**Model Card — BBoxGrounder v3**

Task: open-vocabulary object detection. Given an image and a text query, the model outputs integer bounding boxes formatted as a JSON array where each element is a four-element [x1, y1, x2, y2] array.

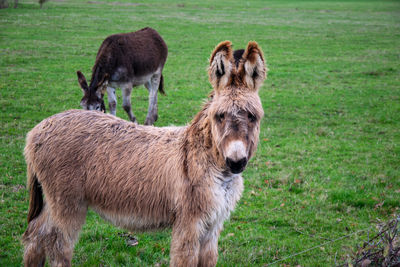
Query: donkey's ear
[[77, 71, 89, 92], [241, 41, 267, 91], [208, 41, 233, 91]]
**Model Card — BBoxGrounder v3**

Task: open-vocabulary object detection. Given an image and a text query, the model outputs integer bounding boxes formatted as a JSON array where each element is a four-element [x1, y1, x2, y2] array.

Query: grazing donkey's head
[[208, 41, 267, 174], [77, 71, 108, 112]]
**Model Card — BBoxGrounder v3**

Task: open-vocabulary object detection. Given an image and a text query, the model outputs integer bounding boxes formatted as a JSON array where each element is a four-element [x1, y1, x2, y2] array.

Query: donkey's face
[[208, 41, 267, 174], [209, 92, 263, 174], [76, 71, 107, 112]]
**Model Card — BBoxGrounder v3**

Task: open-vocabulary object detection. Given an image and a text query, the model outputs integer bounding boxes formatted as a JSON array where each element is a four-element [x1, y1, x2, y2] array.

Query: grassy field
[[1, 0, 399, 266]]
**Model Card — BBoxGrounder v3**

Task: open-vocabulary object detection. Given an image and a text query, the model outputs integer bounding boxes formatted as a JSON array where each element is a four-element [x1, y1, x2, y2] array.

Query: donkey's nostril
[[226, 157, 248, 174]]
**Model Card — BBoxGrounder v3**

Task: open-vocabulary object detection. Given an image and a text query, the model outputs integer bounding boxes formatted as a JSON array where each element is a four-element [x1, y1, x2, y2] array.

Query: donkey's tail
[[26, 170, 43, 223], [158, 74, 166, 95]]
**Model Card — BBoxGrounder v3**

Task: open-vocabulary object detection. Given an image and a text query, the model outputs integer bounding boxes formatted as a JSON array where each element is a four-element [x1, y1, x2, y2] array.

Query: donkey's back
[[98, 27, 167, 82]]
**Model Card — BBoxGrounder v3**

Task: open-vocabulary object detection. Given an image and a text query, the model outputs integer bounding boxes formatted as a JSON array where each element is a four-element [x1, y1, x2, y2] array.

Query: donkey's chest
[[208, 175, 244, 225]]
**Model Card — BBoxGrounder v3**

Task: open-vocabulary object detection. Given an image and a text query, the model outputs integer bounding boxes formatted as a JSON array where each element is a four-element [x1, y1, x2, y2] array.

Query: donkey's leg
[[23, 203, 87, 267], [170, 219, 203, 267], [106, 86, 117, 116], [23, 209, 48, 267], [144, 74, 160, 125], [197, 223, 223, 267], [121, 86, 137, 123], [45, 204, 87, 267]]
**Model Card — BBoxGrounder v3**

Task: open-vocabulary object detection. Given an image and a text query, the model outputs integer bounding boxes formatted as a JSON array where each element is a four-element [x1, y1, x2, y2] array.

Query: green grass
[[1, 0, 399, 266]]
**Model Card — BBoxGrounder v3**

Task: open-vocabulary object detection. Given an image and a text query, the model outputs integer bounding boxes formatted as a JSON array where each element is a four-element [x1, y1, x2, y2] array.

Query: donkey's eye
[[248, 113, 256, 122], [215, 113, 225, 123]]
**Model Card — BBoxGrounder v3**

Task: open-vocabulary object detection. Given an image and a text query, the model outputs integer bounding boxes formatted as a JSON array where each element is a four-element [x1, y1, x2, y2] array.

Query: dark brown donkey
[[77, 27, 168, 125], [23, 41, 267, 267]]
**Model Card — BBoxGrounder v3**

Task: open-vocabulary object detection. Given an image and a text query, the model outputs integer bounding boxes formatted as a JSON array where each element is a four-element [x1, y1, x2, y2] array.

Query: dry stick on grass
[[267, 216, 400, 266], [338, 215, 400, 267]]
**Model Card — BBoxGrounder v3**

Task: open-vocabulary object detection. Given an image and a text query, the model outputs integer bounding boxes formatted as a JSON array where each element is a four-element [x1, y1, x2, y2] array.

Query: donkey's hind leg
[[23, 205, 87, 267], [23, 206, 51, 267], [144, 73, 161, 125], [46, 204, 87, 267], [23, 218, 46, 266]]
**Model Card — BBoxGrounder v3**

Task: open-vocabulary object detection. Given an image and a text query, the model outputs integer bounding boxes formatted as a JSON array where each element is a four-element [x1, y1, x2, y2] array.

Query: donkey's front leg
[[121, 86, 137, 123], [170, 220, 203, 267], [144, 74, 160, 125], [106, 86, 117, 116], [198, 223, 223, 267]]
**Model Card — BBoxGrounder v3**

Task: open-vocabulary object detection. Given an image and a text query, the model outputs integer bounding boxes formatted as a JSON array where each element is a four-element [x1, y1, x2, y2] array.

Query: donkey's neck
[[182, 102, 225, 181]]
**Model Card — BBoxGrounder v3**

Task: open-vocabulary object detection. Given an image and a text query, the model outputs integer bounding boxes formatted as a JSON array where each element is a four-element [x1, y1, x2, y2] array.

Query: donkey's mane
[[181, 99, 223, 179]]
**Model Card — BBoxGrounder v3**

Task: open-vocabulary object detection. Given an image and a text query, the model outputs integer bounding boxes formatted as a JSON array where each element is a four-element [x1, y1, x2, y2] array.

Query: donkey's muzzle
[[226, 157, 247, 174]]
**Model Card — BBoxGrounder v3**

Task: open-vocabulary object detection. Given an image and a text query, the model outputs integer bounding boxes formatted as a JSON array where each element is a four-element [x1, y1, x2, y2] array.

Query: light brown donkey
[[23, 41, 267, 267]]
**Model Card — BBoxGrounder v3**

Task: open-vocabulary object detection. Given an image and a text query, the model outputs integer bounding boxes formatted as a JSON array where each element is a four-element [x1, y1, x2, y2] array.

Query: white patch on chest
[[207, 173, 244, 230]]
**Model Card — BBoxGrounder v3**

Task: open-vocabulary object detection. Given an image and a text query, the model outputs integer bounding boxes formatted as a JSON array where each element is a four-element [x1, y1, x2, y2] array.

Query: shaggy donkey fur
[[23, 40, 267, 267], [77, 27, 168, 125]]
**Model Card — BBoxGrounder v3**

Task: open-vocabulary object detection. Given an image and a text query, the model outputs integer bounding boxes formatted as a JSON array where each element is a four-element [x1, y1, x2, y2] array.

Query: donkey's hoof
[[144, 114, 158, 126]]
